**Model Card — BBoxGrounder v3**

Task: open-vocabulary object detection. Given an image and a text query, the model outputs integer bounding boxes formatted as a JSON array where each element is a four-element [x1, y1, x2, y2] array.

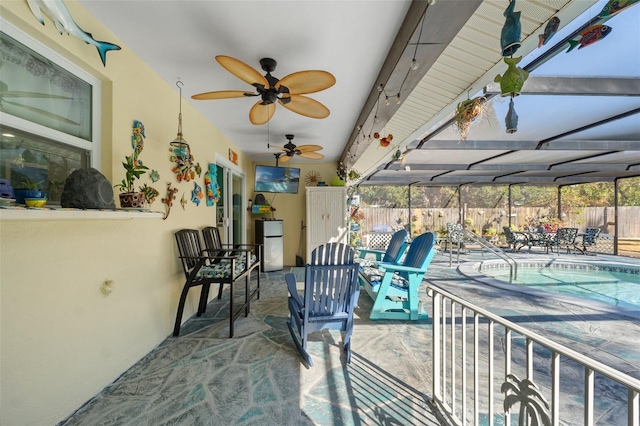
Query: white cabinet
[[306, 187, 348, 263]]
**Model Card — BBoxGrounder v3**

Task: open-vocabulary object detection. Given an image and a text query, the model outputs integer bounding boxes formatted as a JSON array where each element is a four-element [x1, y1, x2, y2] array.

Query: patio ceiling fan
[[268, 134, 323, 163], [191, 56, 335, 125]]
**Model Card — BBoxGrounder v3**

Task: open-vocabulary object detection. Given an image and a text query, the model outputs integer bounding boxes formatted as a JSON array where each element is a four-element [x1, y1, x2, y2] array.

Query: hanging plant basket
[[454, 96, 487, 141]]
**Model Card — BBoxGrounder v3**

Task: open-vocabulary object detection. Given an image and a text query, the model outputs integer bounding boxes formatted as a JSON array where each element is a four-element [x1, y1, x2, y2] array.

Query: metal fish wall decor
[[598, 0, 639, 18], [27, 0, 121, 66], [566, 24, 612, 52], [538, 17, 560, 48]]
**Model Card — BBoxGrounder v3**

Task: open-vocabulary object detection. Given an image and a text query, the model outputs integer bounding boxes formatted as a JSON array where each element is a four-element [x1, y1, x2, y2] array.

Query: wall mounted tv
[[254, 165, 301, 194]]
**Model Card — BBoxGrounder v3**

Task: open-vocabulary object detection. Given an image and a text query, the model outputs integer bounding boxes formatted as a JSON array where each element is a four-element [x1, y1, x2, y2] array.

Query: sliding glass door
[[216, 158, 245, 245]]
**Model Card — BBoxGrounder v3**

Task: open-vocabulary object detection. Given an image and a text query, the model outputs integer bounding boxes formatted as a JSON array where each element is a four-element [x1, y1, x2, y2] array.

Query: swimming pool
[[458, 259, 640, 316]]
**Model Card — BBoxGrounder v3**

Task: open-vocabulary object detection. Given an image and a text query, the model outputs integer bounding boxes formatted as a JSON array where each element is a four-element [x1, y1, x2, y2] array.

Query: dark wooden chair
[[285, 243, 359, 367], [200, 226, 262, 300], [173, 228, 261, 338], [201, 225, 225, 257]]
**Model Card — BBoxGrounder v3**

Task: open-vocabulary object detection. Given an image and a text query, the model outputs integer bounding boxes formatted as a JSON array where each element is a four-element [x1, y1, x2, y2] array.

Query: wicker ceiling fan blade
[[278, 94, 330, 119], [249, 101, 276, 125], [276, 70, 336, 95], [216, 55, 269, 88], [295, 144, 323, 153], [278, 154, 293, 162], [191, 90, 257, 100], [298, 151, 324, 160]]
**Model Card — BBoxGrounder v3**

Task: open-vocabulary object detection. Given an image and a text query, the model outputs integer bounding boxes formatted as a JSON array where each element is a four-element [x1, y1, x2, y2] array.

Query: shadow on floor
[[59, 267, 443, 425]]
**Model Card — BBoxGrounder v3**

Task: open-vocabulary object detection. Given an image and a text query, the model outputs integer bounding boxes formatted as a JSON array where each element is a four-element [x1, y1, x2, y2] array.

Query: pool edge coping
[[457, 257, 640, 322]]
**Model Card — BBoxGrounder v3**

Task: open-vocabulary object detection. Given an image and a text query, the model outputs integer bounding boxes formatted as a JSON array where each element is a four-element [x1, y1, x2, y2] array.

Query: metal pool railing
[[428, 284, 640, 426], [447, 228, 517, 282]]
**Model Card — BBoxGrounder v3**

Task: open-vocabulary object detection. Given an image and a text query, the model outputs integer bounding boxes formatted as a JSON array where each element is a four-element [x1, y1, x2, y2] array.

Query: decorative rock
[[61, 168, 116, 209]]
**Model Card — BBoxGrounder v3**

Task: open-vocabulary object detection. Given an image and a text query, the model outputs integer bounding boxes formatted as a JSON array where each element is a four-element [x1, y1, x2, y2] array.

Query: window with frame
[[0, 19, 101, 204]]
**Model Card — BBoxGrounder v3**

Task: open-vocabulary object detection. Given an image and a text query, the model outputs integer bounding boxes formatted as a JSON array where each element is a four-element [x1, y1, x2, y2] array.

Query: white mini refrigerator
[[255, 219, 284, 272]]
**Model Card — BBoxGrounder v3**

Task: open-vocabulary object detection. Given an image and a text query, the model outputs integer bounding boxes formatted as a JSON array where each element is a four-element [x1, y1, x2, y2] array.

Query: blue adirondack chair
[[357, 228, 408, 263], [367, 232, 436, 320], [357, 229, 409, 300], [286, 243, 359, 367]]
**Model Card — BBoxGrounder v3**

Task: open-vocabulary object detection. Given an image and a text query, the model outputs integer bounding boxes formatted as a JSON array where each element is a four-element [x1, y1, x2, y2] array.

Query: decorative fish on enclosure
[[27, 0, 121, 66], [538, 17, 560, 48], [566, 24, 612, 52], [494, 56, 529, 97], [501, 0, 522, 56], [598, 0, 639, 18], [505, 98, 518, 134]]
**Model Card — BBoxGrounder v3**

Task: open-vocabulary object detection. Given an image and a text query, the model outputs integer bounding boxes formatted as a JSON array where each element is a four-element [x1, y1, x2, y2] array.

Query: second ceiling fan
[[192, 56, 336, 125], [269, 134, 323, 163]]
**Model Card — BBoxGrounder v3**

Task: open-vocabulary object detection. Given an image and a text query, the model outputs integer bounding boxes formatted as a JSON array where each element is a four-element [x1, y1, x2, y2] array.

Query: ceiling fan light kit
[[192, 56, 336, 125]]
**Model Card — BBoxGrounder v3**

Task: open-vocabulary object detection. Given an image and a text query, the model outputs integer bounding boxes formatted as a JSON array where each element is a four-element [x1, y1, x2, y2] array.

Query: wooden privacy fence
[[357, 206, 640, 238]]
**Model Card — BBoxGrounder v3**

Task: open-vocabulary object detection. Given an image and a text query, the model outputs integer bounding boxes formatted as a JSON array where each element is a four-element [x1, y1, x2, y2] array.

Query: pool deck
[[433, 250, 640, 380], [59, 249, 640, 425]]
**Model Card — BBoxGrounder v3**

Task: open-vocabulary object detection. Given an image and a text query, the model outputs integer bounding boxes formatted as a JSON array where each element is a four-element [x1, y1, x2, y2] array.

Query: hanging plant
[[454, 96, 487, 141], [347, 169, 361, 181]]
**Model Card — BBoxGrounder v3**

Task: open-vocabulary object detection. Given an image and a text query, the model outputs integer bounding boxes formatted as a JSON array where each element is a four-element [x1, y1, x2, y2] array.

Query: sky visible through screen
[[532, 0, 640, 77], [469, 0, 640, 141]]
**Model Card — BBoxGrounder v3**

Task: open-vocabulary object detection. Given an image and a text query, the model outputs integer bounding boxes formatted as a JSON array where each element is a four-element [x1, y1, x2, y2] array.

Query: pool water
[[481, 264, 640, 311]]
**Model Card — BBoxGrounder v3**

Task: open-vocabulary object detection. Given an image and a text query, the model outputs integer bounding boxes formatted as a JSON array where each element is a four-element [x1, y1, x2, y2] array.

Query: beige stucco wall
[[0, 2, 342, 424], [249, 161, 342, 264], [0, 1, 332, 424]]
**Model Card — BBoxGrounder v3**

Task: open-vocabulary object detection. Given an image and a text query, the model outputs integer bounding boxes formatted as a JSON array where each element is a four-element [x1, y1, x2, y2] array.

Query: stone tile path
[[60, 249, 640, 425]]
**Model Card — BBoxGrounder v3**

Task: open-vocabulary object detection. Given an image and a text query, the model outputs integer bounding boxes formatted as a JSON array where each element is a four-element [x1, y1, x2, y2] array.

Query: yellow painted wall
[[249, 161, 341, 265], [0, 1, 317, 424]]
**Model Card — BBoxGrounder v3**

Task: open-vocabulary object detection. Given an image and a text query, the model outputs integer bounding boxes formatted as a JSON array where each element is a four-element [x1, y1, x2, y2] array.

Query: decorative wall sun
[[305, 171, 321, 186]]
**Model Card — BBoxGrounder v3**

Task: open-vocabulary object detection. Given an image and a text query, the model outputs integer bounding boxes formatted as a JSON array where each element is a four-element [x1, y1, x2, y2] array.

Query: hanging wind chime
[[169, 80, 199, 183], [494, 0, 528, 134]]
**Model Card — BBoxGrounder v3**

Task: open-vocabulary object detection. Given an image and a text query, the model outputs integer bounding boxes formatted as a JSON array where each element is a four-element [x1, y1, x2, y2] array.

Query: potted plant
[[114, 155, 148, 208], [483, 227, 498, 243], [14, 178, 45, 204], [484, 227, 497, 237]]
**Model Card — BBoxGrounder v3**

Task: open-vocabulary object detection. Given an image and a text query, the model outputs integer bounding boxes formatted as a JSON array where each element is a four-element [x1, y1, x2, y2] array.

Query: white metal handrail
[[428, 284, 640, 426]]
